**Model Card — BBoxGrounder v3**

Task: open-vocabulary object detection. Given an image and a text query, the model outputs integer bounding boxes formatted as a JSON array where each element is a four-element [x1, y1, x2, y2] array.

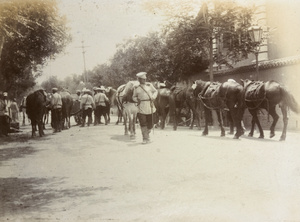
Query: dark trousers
[[137, 113, 154, 130], [0, 115, 9, 136], [52, 108, 62, 131], [82, 108, 93, 126], [95, 106, 107, 125]]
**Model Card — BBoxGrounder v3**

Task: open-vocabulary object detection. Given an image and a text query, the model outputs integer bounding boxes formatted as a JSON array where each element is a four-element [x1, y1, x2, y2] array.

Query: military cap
[[136, 72, 147, 79]]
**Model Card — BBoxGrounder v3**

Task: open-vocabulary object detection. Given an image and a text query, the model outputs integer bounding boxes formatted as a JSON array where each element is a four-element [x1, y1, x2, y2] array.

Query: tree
[[0, 0, 71, 97], [194, 0, 256, 81]]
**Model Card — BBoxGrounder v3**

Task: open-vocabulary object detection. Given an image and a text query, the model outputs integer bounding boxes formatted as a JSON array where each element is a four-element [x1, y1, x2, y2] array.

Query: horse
[[242, 79, 299, 141], [116, 81, 139, 138], [192, 79, 244, 139], [169, 85, 201, 131], [154, 87, 171, 129], [60, 91, 73, 129], [105, 87, 117, 124], [26, 89, 48, 137]]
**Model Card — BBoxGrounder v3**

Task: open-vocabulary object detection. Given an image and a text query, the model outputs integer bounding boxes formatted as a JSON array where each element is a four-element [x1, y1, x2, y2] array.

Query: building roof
[[213, 54, 300, 76]]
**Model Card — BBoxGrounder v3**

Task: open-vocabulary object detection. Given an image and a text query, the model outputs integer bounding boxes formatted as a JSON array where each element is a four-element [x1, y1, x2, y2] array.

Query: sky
[[36, 0, 257, 84], [36, 0, 200, 83]]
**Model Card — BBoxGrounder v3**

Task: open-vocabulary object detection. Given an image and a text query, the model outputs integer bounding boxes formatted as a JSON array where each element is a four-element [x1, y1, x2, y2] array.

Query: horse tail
[[280, 87, 300, 114]]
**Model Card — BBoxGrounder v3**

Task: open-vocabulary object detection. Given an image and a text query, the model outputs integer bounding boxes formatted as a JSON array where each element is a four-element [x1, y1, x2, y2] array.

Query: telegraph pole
[[76, 40, 90, 83]]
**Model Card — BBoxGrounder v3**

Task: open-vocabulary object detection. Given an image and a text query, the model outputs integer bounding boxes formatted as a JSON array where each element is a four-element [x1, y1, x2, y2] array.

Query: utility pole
[[76, 40, 90, 83]]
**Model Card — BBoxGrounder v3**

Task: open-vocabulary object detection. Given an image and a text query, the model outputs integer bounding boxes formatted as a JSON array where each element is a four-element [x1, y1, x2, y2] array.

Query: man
[[80, 89, 95, 127], [0, 92, 9, 137], [94, 86, 109, 125], [132, 72, 158, 144], [50, 88, 62, 133]]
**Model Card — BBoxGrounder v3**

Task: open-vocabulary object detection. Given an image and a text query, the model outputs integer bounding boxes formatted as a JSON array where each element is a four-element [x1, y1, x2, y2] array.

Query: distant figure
[[10, 98, 19, 123], [20, 96, 27, 125], [0, 92, 9, 136], [94, 86, 109, 125], [50, 88, 62, 133], [80, 89, 95, 127]]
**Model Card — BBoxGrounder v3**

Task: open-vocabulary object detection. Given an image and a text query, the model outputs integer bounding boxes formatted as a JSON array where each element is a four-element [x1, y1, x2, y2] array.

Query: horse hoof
[[233, 135, 239, 139], [270, 133, 275, 138], [248, 133, 253, 137], [221, 133, 225, 137], [258, 135, 264, 139], [279, 137, 286, 141], [202, 132, 208, 136], [228, 131, 234, 135]]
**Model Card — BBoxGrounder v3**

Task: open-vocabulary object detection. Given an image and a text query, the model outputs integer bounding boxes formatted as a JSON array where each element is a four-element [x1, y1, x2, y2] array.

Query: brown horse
[[116, 81, 139, 138], [169, 85, 201, 131], [193, 79, 244, 139], [242, 79, 299, 141], [60, 91, 73, 129], [105, 87, 117, 124], [26, 89, 48, 137]]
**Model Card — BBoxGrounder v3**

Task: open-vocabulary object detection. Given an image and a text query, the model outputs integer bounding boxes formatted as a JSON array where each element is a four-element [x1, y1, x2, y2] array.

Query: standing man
[[80, 89, 95, 127], [132, 72, 158, 144], [50, 88, 62, 133], [94, 86, 109, 125]]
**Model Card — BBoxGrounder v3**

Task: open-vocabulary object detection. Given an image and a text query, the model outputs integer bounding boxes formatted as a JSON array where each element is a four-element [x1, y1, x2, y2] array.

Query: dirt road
[[1, 115, 300, 222]]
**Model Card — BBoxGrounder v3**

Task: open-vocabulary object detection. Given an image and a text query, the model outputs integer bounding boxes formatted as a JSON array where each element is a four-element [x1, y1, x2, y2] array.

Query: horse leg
[[123, 110, 128, 135], [268, 106, 279, 138], [31, 121, 36, 137], [216, 110, 225, 137], [202, 108, 209, 136], [249, 109, 264, 138], [279, 104, 288, 141]]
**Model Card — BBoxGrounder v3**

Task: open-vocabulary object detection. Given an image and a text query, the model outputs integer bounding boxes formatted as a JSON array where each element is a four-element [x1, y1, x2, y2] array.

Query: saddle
[[201, 82, 221, 99], [245, 81, 265, 101]]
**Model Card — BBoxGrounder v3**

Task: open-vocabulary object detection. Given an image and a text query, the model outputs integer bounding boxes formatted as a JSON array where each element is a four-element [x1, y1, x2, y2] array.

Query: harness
[[197, 83, 225, 110]]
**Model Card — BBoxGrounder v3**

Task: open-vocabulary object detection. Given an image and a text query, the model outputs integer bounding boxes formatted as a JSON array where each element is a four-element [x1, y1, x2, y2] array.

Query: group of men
[[78, 86, 109, 127], [1, 71, 158, 144]]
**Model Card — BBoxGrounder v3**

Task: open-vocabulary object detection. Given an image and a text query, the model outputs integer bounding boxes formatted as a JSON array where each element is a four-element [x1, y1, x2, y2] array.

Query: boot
[[141, 126, 150, 144], [80, 119, 85, 127], [87, 117, 92, 127]]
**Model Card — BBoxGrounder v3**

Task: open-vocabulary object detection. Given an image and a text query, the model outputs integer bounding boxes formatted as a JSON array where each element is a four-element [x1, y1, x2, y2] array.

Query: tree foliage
[[0, 0, 70, 97]]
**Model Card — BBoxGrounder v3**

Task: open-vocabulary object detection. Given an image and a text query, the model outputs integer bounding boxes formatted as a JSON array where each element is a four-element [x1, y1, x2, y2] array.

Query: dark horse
[[105, 87, 117, 124], [60, 91, 73, 129], [193, 79, 244, 139], [26, 89, 48, 137], [169, 85, 202, 131], [242, 79, 299, 141]]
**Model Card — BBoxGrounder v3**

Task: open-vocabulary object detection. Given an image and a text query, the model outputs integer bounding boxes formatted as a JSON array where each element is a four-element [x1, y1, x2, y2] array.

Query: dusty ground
[[1, 115, 300, 222]]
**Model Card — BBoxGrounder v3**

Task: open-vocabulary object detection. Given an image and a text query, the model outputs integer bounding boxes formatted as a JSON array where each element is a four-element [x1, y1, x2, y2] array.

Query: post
[[255, 51, 259, 81], [209, 37, 214, 82]]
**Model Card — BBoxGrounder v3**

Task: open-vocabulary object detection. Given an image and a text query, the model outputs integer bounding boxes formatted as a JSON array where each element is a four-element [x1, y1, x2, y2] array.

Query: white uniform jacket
[[132, 82, 158, 115]]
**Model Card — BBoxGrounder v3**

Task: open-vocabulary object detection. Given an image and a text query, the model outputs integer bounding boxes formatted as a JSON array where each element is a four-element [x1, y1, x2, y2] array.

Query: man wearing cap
[[94, 86, 109, 125], [50, 88, 62, 133], [132, 72, 158, 144], [80, 89, 95, 127]]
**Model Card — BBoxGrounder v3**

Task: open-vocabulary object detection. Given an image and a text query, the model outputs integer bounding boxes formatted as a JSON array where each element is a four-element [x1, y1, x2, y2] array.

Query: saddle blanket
[[245, 81, 265, 101]]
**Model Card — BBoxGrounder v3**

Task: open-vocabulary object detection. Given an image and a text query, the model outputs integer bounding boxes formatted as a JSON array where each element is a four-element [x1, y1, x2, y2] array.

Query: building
[[192, 0, 300, 130]]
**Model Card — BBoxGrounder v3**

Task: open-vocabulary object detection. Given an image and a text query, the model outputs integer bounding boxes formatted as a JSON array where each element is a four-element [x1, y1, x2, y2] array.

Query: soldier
[[132, 72, 158, 144], [50, 88, 62, 133], [80, 89, 95, 127], [94, 86, 109, 125]]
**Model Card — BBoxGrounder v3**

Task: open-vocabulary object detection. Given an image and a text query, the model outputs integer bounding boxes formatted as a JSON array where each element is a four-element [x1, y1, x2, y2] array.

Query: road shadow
[[0, 177, 111, 218], [0, 146, 37, 163]]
